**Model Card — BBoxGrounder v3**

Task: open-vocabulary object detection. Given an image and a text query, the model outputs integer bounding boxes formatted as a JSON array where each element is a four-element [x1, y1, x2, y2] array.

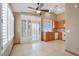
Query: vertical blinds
[[2, 3, 8, 46]]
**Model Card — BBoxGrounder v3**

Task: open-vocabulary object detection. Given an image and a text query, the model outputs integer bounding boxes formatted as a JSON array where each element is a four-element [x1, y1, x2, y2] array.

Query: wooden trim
[[65, 49, 79, 56]]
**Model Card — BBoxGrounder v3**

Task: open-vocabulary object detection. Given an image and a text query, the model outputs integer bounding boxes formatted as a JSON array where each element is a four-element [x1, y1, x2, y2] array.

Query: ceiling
[[11, 3, 65, 14]]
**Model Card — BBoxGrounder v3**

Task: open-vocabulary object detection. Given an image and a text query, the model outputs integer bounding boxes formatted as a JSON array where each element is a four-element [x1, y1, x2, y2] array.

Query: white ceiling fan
[[28, 3, 62, 15], [28, 3, 49, 15]]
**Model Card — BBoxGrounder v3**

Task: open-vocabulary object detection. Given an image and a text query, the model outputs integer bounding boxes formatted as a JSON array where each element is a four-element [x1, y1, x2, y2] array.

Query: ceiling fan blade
[[41, 9, 49, 12], [28, 7, 36, 10], [36, 3, 44, 10]]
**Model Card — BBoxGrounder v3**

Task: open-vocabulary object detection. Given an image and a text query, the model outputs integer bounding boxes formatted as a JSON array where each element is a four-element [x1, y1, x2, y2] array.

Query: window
[[43, 20, 52, 32], [2, 3, 14, 49]]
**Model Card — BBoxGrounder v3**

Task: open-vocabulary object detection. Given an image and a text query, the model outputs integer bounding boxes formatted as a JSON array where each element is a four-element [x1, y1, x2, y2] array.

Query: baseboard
[[62, 40, 66, 41], [65, 49, 79, 56]]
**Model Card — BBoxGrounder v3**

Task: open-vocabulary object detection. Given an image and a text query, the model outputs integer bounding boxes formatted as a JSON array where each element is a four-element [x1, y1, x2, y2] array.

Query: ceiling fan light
[[36, 10, 41, 13]]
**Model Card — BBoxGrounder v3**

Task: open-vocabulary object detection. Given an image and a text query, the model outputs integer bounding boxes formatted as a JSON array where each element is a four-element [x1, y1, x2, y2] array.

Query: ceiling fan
[[28, 3, 49, 14], [28, 3, 60, 15]]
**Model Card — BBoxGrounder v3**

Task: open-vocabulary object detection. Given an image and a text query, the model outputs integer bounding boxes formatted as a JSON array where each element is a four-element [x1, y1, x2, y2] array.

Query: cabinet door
[[43, 32, 46, 41], [58, 32, 62, 40], [43, 32, 55, 41], [46, 32, 49, 41], [46, 32, 54, 41], [50, 32, 54, 40]]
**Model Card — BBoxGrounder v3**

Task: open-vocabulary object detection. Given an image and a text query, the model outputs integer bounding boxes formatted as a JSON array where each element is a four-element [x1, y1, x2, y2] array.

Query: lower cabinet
[[43, 32, 55, 41], [58, 32, 62, 40], [43, 32, 62, 41]]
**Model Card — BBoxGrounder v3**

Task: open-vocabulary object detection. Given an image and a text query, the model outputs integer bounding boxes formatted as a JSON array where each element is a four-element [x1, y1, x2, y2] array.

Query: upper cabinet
[[53, 13, 65, 29], [54, 20, 65, 29]]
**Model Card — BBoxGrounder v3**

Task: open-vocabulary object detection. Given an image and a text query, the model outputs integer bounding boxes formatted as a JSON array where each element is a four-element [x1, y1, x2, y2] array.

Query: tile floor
[[10, 40, 73, 56]]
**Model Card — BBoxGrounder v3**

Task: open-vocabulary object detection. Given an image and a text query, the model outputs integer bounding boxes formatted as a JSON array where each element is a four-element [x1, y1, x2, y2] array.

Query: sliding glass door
[[31, 23, 40, 42], [21, 20, 40, 43]]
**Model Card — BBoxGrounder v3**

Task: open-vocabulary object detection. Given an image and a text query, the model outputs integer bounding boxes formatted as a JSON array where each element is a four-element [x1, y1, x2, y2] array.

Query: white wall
[[14, 13, 21, 44], [57, 13, 65, 21], [65, 3, 79, 55]]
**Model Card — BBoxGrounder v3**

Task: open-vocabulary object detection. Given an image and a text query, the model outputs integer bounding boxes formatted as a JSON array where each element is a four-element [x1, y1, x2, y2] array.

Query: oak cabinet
[[58, 32, 62, 40], [43, 32, 55, 41]]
